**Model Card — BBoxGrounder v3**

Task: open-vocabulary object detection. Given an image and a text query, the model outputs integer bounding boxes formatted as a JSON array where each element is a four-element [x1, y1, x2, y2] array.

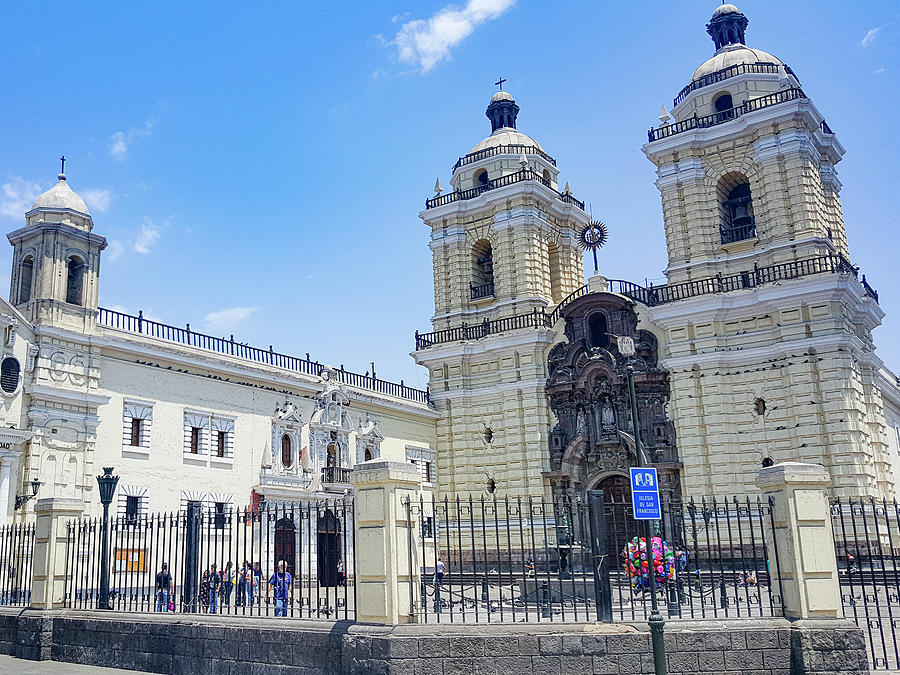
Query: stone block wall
[[0, 609, 873, 675]]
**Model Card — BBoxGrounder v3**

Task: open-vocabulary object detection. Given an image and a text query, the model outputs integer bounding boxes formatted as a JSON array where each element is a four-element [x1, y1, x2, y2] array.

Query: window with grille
[[125, 495, 139, 522], [0, 358, 20, 394], [214, 502, 227, 529], [130, 418, 142, 447]]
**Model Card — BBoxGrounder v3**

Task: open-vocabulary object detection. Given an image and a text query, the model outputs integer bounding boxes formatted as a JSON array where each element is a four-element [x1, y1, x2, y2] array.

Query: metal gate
[[831, 497, 900, 670]]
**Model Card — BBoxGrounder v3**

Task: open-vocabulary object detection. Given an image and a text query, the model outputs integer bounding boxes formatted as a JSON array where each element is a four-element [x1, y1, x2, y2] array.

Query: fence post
[[183, 501, 202, 613], [350, 460, 423, 624], [32, 497, 84, 609], [755, 462, 842, 619], [587, 489, 613, 621]]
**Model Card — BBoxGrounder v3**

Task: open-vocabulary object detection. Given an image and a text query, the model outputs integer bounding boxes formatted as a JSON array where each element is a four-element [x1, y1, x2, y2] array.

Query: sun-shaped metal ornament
[[579, 221, 609, 272]]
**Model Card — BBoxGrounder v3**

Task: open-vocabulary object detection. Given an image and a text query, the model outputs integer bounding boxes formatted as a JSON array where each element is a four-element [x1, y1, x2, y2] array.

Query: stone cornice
[[7, 221, 107, 250], [29, 383, 111, 408], [0, 427, 34, 445]]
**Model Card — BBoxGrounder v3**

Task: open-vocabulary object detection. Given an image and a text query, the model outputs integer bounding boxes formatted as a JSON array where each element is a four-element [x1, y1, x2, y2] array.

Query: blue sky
[[1, 0, 897, 388]]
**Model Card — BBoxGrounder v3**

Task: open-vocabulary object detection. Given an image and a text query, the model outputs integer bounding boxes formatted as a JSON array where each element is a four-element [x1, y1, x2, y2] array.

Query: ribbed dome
[[713, 3, 740, 17], [29, 175, 90, 215], [691, 44, 783, 81], [490, 90, 515, 103], [469, 129, 545, 155]]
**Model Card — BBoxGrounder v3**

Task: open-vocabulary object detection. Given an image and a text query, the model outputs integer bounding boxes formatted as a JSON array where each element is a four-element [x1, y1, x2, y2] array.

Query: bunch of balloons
[[623, 535, 676, 590]]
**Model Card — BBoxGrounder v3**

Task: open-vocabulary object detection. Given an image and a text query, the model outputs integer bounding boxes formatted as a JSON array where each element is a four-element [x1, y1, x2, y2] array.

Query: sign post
[[630, 467, 662, 520]]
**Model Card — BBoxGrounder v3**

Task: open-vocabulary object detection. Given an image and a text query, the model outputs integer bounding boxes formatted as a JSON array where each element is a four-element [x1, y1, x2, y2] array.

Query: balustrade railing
[[321, 466, 352, 485], [415, 254, 877, 349], [97, 307, 429, 404], [425, 168, 584, 210], [672, 61, 789, 107], [452, 144, 556, 172], [720, 222, 758, 244], [649, 87, 806, 143], [469, 282, 495, 300]]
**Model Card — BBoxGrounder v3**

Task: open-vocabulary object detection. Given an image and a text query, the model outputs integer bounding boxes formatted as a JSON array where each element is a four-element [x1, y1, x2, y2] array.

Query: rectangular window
[[190, 427, 200, 454], [130, 418, 142, 447], [214, 502, 227, 529], [217, 430, 226, 458], [125, 495, 140, 522], [425, 461, 433, 483]]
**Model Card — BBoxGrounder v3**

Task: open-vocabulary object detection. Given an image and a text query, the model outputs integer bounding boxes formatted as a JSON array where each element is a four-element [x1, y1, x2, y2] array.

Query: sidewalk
[[0, 655, 140, 674]]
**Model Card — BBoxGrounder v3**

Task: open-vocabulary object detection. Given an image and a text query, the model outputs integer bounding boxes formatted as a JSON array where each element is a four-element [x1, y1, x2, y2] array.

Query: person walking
[[236, 561, 247, 607], [252, 562, 263, 606], [206, 564, 221, 614], [267, 560, 293, 617], [435, 558, 445, 585], [155, 563, 172, 612], [221, 561, 234, 609]]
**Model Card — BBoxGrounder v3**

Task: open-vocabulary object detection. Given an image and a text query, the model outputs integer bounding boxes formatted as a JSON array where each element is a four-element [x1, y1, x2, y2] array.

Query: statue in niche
[[600, 398, 616, 432]]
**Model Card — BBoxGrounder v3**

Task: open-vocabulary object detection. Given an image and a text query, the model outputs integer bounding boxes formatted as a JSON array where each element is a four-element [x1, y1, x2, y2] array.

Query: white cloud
[[203, 306, 258, 332], [109, 116, 159, 160], [393, 0, 516, 73], [133, 220, 160, 254], [82, 188, 112, 213], [861, 26, 882, 47], [0, 177, 42, 219], [106, 241, 125, 261], [873, 67, 886, 75]]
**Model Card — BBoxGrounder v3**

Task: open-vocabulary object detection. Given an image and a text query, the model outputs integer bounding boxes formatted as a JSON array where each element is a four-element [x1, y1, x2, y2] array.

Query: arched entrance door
[[274, 518, 296, 576], [317, 509, 341, 587], [592, 474, 639, 558]]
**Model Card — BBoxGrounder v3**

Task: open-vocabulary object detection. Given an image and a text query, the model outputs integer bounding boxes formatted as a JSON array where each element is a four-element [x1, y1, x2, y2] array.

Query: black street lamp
[[14, 477, 42, 510], [96, 467, 119, 610], [620, 338, 667, 675]]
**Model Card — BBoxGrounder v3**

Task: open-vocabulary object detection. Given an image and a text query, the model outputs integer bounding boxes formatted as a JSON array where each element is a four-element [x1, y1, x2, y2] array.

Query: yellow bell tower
[[414, 89, 589, 499]]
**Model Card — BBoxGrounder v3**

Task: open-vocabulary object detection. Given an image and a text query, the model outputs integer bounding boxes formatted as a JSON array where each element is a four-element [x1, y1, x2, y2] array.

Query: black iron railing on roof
[[425, 168, 584, 210], [97, 307, 430, 404], [415, 254, 877, 349], [452, 143, 556, 172], [470, 282, 495, 300], [649, 87, 806, 143], [672, 62, 794, 108]]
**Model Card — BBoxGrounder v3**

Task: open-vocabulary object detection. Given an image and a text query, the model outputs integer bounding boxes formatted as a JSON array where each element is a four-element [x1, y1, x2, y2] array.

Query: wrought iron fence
[[0, 520, 35, 607], [424, 168, 585, 210], [64, 499, 355, 620], [404, 493, 782, 624], [831, 497, 900, 671], [452, 143, 557, 171]]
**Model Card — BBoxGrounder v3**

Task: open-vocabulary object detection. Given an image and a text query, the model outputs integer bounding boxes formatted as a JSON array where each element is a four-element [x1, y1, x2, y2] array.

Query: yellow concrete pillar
[[350, 461, 423, 624], [31, 497, 83, 610], [756, 462, 842, 619]]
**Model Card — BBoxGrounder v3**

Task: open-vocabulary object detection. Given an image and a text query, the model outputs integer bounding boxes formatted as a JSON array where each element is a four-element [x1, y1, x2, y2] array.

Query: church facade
[[1, 3, 898, 527]]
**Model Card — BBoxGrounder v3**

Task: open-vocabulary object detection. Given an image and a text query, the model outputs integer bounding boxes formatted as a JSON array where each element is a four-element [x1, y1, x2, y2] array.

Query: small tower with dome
[[7, 167, 107, 329], [640, 5, 892, 497], [414, 88, 590, 500]]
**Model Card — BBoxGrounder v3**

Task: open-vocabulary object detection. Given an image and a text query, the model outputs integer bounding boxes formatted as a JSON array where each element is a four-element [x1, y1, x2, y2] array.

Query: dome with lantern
[[26, 169, 94, 231]]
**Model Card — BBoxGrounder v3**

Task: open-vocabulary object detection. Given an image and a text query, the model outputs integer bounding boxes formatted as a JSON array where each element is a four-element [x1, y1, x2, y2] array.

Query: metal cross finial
[[495, 77, 506, 91], [60, 155, 66, 174]]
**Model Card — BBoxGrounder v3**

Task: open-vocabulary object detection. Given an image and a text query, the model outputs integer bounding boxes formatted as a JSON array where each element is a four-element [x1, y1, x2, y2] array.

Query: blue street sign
[[630, 467, 661, 520]]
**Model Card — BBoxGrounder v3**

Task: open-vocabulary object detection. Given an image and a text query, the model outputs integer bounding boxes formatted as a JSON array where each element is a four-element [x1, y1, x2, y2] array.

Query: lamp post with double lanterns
[[96, 467, 119, 610], [616, 335, 667, 675]]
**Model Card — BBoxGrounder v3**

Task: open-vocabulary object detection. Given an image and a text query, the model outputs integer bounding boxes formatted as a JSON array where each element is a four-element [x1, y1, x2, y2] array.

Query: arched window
[[717, 174, 756, 243], [542, 169, 551, 184], [18, 256, 33, 305], [66, 256, 84, 305], [714, 93, 733, 113], [471, 239, 494, 299], [327, 442, 337, 467], [588, 313, 609, 349], [281, 434, 292, 469], [364, 448, 372, 462], [474, 169, 489, 189]]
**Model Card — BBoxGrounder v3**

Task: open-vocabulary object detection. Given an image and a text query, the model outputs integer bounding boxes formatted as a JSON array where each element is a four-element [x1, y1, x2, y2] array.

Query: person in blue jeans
[[266, 560, 292, 617], [206, 563, 221, 613], [155, 563, 172, 612]]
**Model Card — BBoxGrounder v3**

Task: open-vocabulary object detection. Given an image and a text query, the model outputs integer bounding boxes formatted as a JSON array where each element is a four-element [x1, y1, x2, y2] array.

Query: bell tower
[[7, 167, 106, 331], [641, 4, 892, 497], [415, 89, 589, 499]]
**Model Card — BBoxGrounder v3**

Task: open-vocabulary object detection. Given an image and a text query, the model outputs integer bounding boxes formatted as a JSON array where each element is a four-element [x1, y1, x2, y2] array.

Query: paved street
[[0, 655, 137, 674]]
